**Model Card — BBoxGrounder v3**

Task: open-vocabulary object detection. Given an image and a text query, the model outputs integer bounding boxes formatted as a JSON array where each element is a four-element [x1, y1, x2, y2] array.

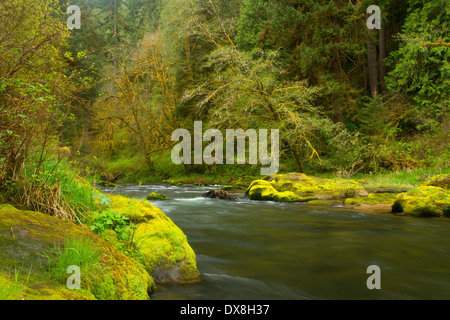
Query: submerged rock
[[202, 190, 237, 200], [391, 186, 450, 217], [245, 173, 368, 202]]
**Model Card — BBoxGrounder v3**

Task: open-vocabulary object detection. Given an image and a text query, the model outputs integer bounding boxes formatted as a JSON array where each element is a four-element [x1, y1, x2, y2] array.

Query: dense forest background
[[1, 0, 449, 209]]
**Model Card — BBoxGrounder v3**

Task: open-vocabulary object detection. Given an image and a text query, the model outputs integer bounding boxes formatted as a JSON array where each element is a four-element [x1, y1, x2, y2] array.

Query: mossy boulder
[[0, 204, 153, 300], [246, 173, 367, 202], [420, 174, 450, 190], [344, 192, 399, 206], [108, 195, 200, 284], [391, 186, 450, 217], [245, 180, 279, 201], [272, 191, 318, 203], [146, 192, 170, 201]]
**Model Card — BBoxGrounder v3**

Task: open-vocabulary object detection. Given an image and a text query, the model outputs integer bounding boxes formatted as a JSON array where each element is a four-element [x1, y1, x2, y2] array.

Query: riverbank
[[241, 173, 449, 218], [0, 190, 200, 300], [100, 164, 447, 194]]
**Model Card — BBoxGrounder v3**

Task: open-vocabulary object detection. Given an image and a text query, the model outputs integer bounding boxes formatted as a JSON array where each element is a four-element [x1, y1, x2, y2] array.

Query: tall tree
[[385, 0, 450, 132]]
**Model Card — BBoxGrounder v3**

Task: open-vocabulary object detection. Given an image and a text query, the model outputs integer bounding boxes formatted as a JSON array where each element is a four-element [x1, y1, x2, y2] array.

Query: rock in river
[[202, 189, 237, 200], [245, 173, 368, 202]]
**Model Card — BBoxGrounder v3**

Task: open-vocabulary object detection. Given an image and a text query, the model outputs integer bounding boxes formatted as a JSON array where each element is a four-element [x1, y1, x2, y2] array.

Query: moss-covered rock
[[391, 186, 450, 217], [420, 174, 450, 190], [245, 173, 368, 202], [272, 191, 318, 203], [344, 192, 399, 206], [0, 204, 153, 300], [108, 195, 200, 284], [245, 180, 278, 201], [146, 192, 170, 201]]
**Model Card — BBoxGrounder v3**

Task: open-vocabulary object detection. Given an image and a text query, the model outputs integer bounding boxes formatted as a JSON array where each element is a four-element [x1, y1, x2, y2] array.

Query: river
[[101, 183, 450, 300]]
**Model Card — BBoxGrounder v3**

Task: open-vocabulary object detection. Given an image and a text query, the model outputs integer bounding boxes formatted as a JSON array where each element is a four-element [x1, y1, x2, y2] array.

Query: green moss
[[272, 191, 318, 202], [246, 173, 368, 202], [272, 191, 301, 202], [108, 195, 200, 284], [146, 192, 170, 201], [0, 204, 153, 300], [344, 192, 398, 206], [102, 229, 121, 248], [246, 180, 279, 201], [420, 174, 450, 189], [392, 186, 450, 217], [109, 195, 158, 223]]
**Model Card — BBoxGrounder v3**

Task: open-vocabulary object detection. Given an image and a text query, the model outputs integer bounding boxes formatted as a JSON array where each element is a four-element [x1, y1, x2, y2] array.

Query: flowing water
[[101, 184, 450, 300]]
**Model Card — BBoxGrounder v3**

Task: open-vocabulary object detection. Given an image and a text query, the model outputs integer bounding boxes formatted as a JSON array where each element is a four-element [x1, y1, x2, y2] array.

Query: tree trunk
[[379, 18, 387, 93], [291, 147, 304, 173], [367, 32, 378, 97], [113, 0, 118, 74], [366, 12, 378, 97]]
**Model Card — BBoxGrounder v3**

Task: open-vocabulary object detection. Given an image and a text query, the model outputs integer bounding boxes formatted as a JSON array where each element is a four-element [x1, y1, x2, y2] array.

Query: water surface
[[101, 184, 450, 300]]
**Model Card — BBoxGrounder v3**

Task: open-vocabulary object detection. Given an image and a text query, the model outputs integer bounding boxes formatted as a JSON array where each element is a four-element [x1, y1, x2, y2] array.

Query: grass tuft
[[44, 236, 102, 283]]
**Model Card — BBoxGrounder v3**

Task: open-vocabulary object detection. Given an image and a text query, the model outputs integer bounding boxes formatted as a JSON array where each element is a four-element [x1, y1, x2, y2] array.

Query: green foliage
[[93, 192, 112, 207], [235, 0, 268, 50], [2, 0, 445, 188], [234, 0, 371, 121], [90, 208, 136, 241], [151, 150, 185, 180], [385, 0, 450, 132]]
